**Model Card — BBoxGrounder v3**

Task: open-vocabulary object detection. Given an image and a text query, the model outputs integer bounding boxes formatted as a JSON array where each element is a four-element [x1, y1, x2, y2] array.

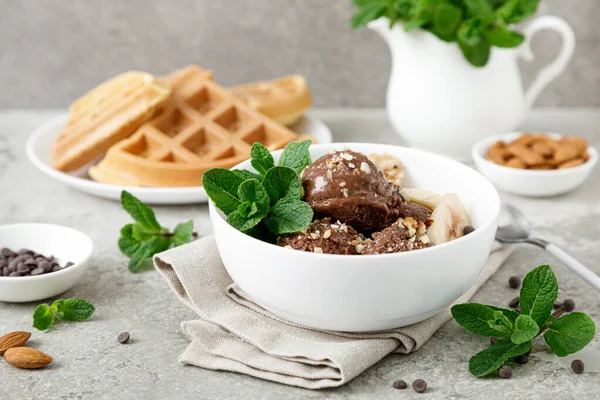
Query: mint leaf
[[59, 298, 95, 321], [238, 201, 258, 218], [238, 179, 270, 217], [487, 310, 514, 336], [519, 265, 558, 328], [132, 222, 163, 241], [128, 236, 171, 272], [487, 305, 520, 324], [483, 25, 524, 48], [457, 31, 490, 67], [250, 143, 275, 176], [544, 312, 596, 357], [263, 166, 301, 205], [118, 224, 140, 257], [33, 303, 54, 331], [464, 0, 494, 21], [228, 210, 263, 232], [50, 300, 65, 321], [451, 303, 508, 337], [202, 168, 244, 215], [278, 140, 312, 174], [350, 3, 387, 28], [173, 220, 194, 247], [264, 198, 313, 235], [233, 169, 262, 182], [433, 4, 462, 35], [469, 338, 532, 377], [511, 315, 539, 344], [121, 191, 161, 232]]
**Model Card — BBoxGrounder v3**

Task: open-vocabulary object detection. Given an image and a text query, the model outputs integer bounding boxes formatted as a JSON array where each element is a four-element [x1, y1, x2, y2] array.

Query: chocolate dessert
[[362, 218, 433, 255], [277, 218, 370, 255], [301, 150, 402, 233]]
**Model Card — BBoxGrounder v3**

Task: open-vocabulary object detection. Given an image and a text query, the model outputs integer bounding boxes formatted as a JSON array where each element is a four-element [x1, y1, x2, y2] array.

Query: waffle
[[52, 71, 170, 172], [89, 65, 298, 187], [230, 75, 312, 126]]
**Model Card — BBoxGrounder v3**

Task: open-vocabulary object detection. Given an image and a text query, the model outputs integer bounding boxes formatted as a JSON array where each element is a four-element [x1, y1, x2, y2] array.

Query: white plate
[[26, 113, 332, 205]]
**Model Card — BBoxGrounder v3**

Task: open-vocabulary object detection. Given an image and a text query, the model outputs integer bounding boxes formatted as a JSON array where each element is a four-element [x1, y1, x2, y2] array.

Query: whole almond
[[3, 347, 52, 369], [0, 331, 31, 355]]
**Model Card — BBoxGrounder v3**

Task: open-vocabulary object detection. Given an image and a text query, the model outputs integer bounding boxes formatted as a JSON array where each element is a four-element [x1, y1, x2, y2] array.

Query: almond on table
[[485, 133, 590, 171]]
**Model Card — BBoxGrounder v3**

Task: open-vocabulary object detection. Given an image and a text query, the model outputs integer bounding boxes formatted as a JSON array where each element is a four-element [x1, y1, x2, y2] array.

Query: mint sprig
[[203, 140, 314, 239], [350, 0, 539, 67], [33, 298, 95, 331], [119, 191, 196, 272], [451, 265, 596, 377]]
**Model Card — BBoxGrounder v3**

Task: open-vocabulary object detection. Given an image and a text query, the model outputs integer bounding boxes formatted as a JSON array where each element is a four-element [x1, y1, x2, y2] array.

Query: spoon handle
[[546, 244, 600, 291]]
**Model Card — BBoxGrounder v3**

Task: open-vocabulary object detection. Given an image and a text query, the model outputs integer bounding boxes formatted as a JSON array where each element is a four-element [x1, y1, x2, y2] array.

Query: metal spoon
[[496, 204, 600, 291]]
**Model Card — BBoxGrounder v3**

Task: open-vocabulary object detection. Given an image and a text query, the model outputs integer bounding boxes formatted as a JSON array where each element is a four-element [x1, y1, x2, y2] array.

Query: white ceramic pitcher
[[369, 16, 575, 160]]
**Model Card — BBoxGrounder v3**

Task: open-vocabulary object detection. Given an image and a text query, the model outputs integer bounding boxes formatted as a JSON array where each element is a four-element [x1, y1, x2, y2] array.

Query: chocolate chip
[[24, 258, 37, 266], [392, 379, 407, 389], [16, 263, 30, 274], [30, 267, 45, 276], [51, 265, 62, 272], [571, 359, 584, 374], [19, 249, 34, 255], [553, 301, 563, 309], [8, 271, 20, 277], [563, 299, 575, 312], [515, 355, 529, 365], [117, 332, 130, 344], [498, 366, 513, 379], [412, 379, 427, 393], [490, 337, 498, 344], [515, 308, 520, 313], [508, 276, 521, 289], [65, 262, 74, 268], [7, 262, 17, 273], [508, 296, 520, 308], [39, 261, 51, 272], [1, 266, 7, 276], [463, 225, 475, 235], [0, 259, 6, 268], [1, 248, 14, 257]]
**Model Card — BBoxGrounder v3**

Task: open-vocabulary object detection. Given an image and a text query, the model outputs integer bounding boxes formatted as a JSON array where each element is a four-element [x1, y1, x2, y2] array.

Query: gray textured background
[[0, 0, 598, 107]]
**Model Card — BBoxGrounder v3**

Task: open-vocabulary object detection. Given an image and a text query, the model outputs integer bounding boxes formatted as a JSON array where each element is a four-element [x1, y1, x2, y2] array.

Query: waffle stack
[[88, 65, 298, 187], [52, 72, 170, 172], [230, 75, 312, 126]]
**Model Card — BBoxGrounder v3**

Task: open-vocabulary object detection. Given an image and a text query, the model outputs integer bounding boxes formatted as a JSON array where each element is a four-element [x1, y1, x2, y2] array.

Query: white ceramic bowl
[[26, 114, 332, 205], [209, 143, 500, 332], [472, 132, 598, 197], [0, 224, 94, 302]]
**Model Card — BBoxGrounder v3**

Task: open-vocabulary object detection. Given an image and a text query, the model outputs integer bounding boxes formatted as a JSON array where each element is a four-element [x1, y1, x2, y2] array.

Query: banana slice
[[400, 188, 442, 210], [426, 194, 472, 245]]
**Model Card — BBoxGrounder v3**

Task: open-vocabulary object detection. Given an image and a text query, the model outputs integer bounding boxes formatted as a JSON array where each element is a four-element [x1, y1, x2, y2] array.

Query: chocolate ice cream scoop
[[301, 150, 402, 233]]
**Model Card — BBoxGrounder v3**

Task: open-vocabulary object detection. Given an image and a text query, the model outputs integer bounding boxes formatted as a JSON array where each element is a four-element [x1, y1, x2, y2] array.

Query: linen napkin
[[154, 237, 512, 389]]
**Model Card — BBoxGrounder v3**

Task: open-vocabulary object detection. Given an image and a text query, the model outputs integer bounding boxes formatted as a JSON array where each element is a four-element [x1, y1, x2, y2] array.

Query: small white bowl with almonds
[[472, 132, 598, 197]]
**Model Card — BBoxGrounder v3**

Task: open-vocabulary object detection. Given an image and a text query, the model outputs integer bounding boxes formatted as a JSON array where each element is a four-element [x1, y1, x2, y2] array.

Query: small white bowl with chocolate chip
[[209, 143, 500, 332], [0, 223, 94, 302], [472, 132, 598, 197]]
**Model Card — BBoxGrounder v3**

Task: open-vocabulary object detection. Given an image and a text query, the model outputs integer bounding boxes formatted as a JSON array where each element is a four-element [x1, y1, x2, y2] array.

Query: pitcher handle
[[519, 15, 575, 109]]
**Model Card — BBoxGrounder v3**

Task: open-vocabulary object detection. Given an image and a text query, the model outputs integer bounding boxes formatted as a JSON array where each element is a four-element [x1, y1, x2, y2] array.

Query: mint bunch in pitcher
[[203, 141, 314, 241], [350, 0, 541, 67]]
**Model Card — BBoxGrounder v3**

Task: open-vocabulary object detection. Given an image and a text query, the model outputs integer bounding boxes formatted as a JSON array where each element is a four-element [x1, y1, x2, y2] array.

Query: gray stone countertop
[[0, 108, 599, 400]]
